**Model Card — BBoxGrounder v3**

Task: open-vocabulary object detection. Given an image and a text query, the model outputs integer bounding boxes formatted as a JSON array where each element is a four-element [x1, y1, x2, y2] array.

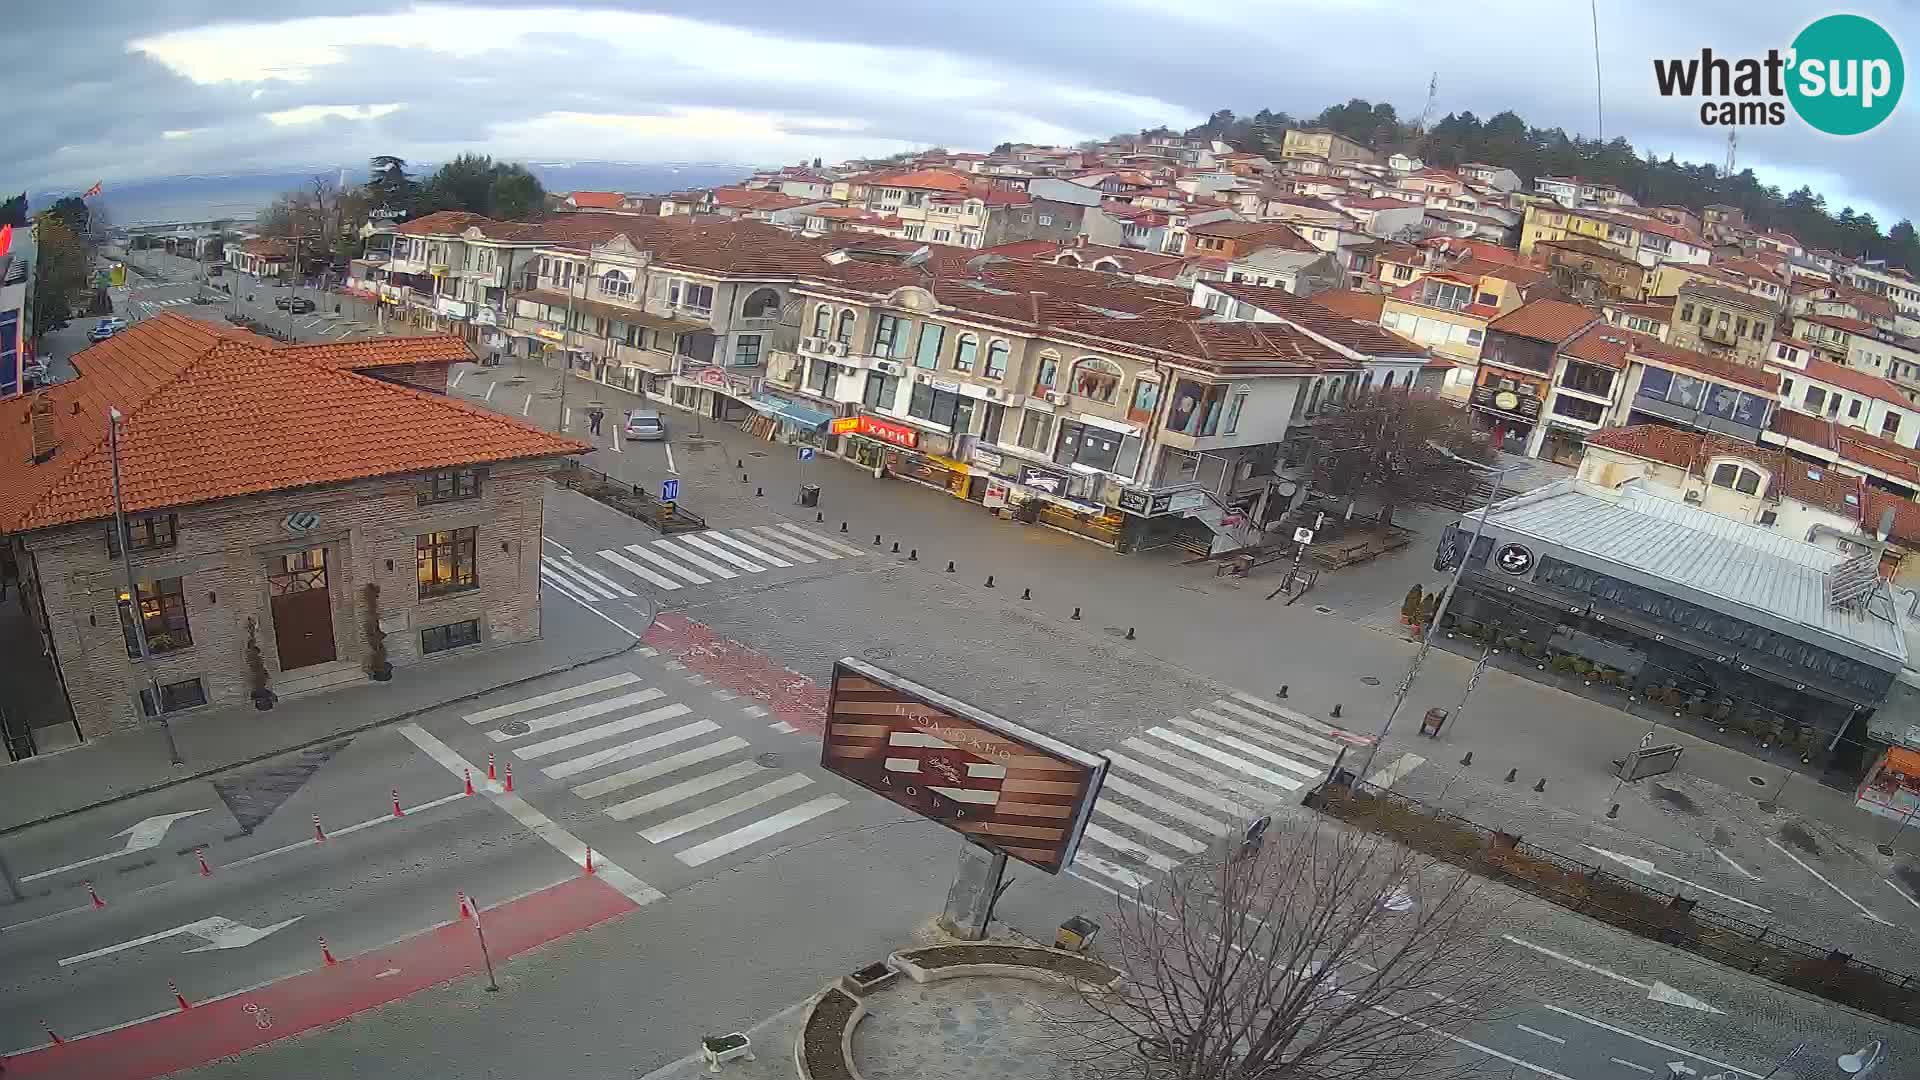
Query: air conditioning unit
[[1045, 391, 1069, 406], [826, 341, 847, 357], [802, 336, 824, 352], [1002, 394, 1025, 408], [982, 387, 1001, 400], [872, 359, 905, 376]]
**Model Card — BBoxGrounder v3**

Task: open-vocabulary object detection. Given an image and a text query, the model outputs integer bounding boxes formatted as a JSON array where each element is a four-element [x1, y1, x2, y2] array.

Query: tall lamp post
[[557, 262, 582, 433], [109, 407, 184, 767], [1358, 444, 1510, 781]]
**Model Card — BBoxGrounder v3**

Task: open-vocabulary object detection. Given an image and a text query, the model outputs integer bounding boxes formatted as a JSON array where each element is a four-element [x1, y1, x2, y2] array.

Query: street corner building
[[0, 313, 590, 752]]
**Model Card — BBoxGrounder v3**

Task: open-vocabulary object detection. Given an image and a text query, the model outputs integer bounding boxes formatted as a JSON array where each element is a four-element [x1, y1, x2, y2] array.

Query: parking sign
[[661, 478, 680, 503], [798, 447, 816, 462]]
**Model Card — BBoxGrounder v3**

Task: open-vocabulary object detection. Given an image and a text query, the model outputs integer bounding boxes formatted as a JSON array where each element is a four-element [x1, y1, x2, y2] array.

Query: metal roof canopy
[[1462, 480, 1907, 670]]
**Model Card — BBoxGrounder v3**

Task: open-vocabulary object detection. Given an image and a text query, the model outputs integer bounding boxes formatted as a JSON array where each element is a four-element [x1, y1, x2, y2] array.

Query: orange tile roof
[[566, 191, 625, 209], [1863, 487, 1920, 543], [1801, 357, 1907, 404], [0, 314, 587, 534], [1562, 324, 1657, 370], [273, 336, 473, 369], [1204, 282, 1420, 356], [1630, 337, 1777, 392], [395, 211, 495, 236], [1487, 299, 1600, 344], [1311, 289, 1385, 322], [864, 169, 976, 193], [711, 187, 816, 211]]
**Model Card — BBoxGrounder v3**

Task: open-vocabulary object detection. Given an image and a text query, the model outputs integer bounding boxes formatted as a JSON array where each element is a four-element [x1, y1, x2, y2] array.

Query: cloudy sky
[[7, 1, 1917, 222]]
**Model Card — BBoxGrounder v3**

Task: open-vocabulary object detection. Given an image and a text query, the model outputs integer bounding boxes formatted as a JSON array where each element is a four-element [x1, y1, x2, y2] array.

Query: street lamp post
[[1357, 446, 1510, 781], [557, 264, 581, 433], [108, 407, 184, 768]]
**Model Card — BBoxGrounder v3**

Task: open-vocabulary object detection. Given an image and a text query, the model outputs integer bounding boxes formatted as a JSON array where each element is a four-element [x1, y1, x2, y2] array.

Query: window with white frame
[[933, 229, 952, 243]]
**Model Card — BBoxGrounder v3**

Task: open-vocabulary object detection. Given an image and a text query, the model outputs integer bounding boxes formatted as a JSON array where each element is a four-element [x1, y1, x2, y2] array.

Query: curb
[[0, 632, 649, 841]]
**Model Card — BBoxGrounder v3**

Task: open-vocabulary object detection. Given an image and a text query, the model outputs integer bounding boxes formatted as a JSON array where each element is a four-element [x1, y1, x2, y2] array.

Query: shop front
[[1469, 368, 1545, 454], [836, 415, 924, 472], [747, 391, 835, 444], [992, 460, 1124, 546], [671, 363, 757, 422]]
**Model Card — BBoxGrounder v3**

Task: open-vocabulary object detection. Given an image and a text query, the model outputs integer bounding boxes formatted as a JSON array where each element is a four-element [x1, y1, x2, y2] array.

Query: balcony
[[1471, 385, 1542, 421]]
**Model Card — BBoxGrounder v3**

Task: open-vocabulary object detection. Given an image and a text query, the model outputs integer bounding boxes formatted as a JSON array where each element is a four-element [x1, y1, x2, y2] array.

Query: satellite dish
[[964, 254, 1009, 274], [900, 245, 932, 269]]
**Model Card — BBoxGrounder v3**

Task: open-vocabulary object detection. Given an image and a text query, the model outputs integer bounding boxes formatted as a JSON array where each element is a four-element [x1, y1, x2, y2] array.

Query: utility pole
[[109, 407, 183, 768], [557, 260, 579, 433]]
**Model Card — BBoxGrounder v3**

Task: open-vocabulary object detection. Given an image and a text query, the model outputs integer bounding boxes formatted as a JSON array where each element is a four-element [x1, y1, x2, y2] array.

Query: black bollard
[[1125, 627, 1136, 640], [1331, 703, 1342, 719], [1504, 768, 1518, 783], [1021, 588, 1031, 600], [984, 575, 995, 588], [908, 549, 917, 561], [756, 487, 763, 497], [1532, 778, 1546, 793], [1606, 803, 1620, 819], [873, 534, 881, 547], [891, 541, 899, 553], [736, 459, 743, 469], [1459, 752, 1473, 767], [1278, 685, 1288, 698], [946, 561, 955, 573], [1071, 607, 1081, 620], [817, 512, 824, 522], [741, 473, 749, 483], [840, 522, 849, 533]]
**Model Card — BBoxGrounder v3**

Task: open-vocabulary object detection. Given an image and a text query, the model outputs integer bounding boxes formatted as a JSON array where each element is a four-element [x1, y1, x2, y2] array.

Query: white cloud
[[486, 108, 910, 164], [265, 103, 403, 126], [161, 129, 203, 140]]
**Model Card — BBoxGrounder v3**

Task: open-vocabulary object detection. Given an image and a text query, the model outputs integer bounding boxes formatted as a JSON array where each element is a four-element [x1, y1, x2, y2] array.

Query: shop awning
[[749, 394, 834, 431]]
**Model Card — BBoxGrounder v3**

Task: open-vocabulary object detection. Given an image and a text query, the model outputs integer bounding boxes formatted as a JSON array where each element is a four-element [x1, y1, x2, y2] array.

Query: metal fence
[[1310, 778, 1920, 1025], [552, 460, 706, 535]]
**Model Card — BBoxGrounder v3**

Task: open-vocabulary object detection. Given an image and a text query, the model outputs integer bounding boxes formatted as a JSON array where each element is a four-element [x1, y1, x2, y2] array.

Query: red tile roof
[[864, 169, 976, 193], [1341, 196, 1423, 211], [0, 314, 586, 534], [1187, 219, 1312, 251], [1203, 282, 1420, 356], [1311, 289, 1386, 322], [1562, 324, 1658, 370], [1800, 312, 1878, 336], [395, 211, 494, 236], [1801, 357, 1907, 404], [1863, 487, 1920, 544], [711, 187, 815, 211], [273, 336, 473, 369], [1630, 337, 1776, 392], [566, 191, 625, 209], [1487, 299, 1600, 344]]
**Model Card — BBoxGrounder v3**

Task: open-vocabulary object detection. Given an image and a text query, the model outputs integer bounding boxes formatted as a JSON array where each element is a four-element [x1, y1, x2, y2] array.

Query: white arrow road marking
[[1585, 846, 1771, 913], [22, 809, 212, 882], [1610, 1059, 1655, 1075], [59, 915, 302, 966], [1764, 838, 1893, 925], [1712, 849, 1761, 881], [1502, 935, 1721, 1013]]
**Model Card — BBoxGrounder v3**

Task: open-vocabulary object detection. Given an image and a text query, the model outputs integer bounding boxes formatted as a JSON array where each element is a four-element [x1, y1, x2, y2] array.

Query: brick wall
[[23, 460, 555, 740]]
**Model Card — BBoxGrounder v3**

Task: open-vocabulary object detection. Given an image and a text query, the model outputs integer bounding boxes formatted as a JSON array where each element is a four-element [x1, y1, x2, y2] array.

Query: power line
[[1590, 0, 1605, 141]]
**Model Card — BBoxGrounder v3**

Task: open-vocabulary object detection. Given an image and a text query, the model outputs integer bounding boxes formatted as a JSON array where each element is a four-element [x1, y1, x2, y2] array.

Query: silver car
[[623, 410, 667, 441]]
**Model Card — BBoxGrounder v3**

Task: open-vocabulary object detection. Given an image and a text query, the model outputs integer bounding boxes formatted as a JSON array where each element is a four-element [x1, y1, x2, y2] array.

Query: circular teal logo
[[1788, 14, 1904, 135]]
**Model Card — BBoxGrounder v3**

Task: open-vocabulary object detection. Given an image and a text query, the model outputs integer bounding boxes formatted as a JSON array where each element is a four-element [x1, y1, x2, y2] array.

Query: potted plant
[[1401, 585, 1423, 626], [245, 618, 276, 710], [363, 583, 393, 681]]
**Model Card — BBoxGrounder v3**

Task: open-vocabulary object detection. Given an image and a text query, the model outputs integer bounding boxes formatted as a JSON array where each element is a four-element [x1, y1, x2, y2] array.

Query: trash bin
[[798, 484, 820, 508], [1055, 915, 1100, 953]]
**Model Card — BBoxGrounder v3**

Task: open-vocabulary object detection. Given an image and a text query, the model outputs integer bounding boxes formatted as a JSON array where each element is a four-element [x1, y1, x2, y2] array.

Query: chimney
[[28, 394, 57, 462], [1076, 234, 1089, 249]]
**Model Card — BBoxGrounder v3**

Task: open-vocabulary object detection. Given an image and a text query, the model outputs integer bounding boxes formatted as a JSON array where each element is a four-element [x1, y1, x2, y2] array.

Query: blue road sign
[[661, 478, 680, 502], [798, 447, 816, 462]]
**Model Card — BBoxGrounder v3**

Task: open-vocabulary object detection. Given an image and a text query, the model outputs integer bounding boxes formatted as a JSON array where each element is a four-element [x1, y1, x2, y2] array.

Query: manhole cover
[[498, 720, 530, 736], [748, 451, 769, 458], [1360, 676, 1381, 686], [754, 753, 784, 768], [1313, 605, 1335, 615], [1747, 775, 1768, 787], [863, 646, 895, 661], [1102, 626, 1129, 638]]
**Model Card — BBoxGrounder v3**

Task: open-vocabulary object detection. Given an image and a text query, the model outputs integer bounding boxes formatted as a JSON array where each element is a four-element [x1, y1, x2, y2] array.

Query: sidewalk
[[0, 548, 642, 834]]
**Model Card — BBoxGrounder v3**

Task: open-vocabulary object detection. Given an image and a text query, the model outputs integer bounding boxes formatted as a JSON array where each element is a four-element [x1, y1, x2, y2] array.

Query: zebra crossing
[[539, 522, 869, 603], [1069, 691, 1369, 892], [462, 671, 848, 867]]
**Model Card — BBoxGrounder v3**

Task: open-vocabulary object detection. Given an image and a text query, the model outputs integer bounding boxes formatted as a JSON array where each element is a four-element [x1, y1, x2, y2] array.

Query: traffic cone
[[171, 980, 192, 1011], [86, 880, 106, 908], [584, 847, 596, 875], [458, 892, 473, 920], [196, 848, 212, 877], [41, 1021, 62, 1045], [487, 753, 496, 781], [319, 936, 337, 966], [504, 763, 514, 793], [392, 788, 405, 817], [313, 814, 327, 842], [464, 768, 475, 796]]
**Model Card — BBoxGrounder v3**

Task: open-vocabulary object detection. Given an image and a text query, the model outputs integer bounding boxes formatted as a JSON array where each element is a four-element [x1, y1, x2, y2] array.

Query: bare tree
[[1055, 818, 1522, 1080], [1310, 389, 1494, 525]]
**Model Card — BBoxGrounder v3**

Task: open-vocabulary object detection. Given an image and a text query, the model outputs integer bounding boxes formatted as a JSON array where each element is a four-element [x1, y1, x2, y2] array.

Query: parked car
[[21, 359, 50, 389], [274, 295, 316, 314], [206, 265, 223, 278], [87, 318, 126, 342], [624, 410, 667, 441]]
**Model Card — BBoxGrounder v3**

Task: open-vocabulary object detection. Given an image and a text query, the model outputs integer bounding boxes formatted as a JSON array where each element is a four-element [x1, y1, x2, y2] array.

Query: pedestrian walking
[[587, 407, 604, 435]]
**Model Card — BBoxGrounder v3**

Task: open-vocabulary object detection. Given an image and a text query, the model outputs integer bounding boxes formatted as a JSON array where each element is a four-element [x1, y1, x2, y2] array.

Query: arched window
[[812, 304, 833, 337], [1381, 371, 1396, 391], [1307, 380, 1324, 414], [835, 309, 856, 345], [1034, 351, 1061, 391], [985, 340, 1010, 379], [741, 288, 781, 320], [954, 334, 979, 372], [1069, 357, 1123, 402], [1057, 253, 1082, 267], [1709, 460, 1764, 495], [598, 269, 633, 300], [1092, 258, 1122, 272]]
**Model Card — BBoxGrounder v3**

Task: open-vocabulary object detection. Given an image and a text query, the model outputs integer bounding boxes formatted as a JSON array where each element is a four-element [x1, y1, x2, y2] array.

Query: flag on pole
[[82, 181, 102, 199], [0, 224, 11, 256]]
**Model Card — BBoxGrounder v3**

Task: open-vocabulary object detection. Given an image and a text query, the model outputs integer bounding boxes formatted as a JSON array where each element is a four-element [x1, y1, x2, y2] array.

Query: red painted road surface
[[645, 612, 829, 733], [5, 875, 637, 1080]]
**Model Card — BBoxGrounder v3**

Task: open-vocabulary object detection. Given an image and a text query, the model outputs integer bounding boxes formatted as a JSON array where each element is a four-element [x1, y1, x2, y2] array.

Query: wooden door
[[269, 547, 336, 671]]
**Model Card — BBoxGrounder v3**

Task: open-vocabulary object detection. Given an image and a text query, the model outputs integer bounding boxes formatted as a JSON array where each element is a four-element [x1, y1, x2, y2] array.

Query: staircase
[[272, 659, 368, 699]]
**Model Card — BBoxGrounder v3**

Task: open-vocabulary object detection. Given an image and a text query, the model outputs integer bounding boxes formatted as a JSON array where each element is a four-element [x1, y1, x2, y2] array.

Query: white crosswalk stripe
[[563, 526, 872, 600], [458, 672, 850, 866], [1069, 693, 1401, 891]]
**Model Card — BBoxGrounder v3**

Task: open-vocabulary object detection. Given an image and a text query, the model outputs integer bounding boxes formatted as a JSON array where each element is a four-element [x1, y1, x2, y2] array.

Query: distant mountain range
[[33, 160, 757, 226]]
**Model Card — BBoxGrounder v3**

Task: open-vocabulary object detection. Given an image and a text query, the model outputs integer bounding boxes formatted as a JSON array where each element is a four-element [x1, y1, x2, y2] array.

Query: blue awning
[[750, 394, 833, 431]]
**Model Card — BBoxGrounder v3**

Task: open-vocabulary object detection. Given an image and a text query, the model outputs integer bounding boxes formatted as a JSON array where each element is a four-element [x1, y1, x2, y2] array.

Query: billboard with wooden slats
[[821, 658, 1106, 874]]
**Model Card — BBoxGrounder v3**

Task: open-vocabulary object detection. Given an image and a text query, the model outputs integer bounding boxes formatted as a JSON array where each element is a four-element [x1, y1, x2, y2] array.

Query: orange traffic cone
[[504, 763, 514, 793], [464, 768, 475, 796], [319, 936, 337, 966], [458, 891, 473, 920], [171, 980, 192, 1011]]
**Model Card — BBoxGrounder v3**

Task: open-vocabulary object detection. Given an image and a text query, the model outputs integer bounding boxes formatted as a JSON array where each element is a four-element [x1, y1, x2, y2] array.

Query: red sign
[[822, 660, 1106, 874], [829, 417, 861, 436], [857, 416, 918, 449], [698, 367, 729, 388]]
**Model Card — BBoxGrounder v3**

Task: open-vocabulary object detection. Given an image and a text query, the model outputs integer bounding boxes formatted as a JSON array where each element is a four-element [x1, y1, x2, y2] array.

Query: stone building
[[0, 313, 584, 749]]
